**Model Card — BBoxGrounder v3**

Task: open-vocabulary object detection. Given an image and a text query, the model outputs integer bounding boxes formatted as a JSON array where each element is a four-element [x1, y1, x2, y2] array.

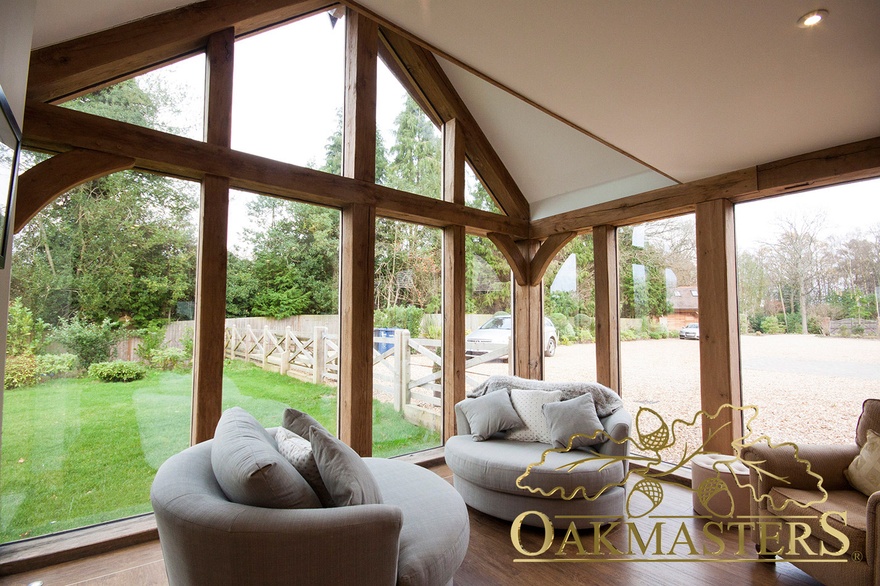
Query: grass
[[0, 360, 439, 543]]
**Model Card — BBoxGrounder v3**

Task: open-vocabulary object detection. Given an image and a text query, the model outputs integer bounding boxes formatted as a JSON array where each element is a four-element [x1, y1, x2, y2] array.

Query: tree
[[763, 214, 824, 334], [11, 80, 198, 328]]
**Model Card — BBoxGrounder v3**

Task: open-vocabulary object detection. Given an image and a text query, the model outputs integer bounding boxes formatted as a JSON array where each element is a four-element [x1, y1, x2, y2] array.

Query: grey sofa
[[445, 399, 631, 529], [151, 431, 469, 586]]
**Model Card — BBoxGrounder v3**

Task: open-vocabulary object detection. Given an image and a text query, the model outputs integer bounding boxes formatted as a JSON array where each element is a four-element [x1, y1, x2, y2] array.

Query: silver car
[[679, 323, 700, 339], [465, 314, 558, 357]]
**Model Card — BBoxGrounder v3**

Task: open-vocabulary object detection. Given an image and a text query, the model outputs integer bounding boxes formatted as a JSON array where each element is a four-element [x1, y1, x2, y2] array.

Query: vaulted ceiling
[[29, 0, 880, 220]]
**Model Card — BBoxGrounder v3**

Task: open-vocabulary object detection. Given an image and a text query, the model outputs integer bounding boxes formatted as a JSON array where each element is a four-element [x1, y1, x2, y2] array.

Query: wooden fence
[[224, 323, 511, 431]]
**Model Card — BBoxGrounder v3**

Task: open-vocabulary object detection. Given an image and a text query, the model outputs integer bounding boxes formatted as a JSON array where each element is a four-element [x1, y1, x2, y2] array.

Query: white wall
[[0, 0, 36, 421]]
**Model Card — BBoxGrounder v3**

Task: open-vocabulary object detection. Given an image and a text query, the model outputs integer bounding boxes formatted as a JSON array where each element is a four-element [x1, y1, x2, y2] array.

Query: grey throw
[[468, 375, 623, 418]]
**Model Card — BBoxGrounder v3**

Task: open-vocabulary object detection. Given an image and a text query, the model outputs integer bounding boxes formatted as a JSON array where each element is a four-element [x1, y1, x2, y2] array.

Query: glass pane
[[465, 162, 503, 214], [736, 179, 880, 446], [232, 14, 344, 170], [617, 215, 700, 464], [376, 57, 442, 198], [2, 171, 198, 543], [464, 235, 513, 390], [223, 190, 340, 433], [62, 54, 206, 141], [543, 234, 596, 383], [373, 218, 443, 456]]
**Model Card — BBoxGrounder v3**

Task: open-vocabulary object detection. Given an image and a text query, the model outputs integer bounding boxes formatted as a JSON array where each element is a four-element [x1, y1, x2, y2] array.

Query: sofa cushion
[[769, 486, 866, 557], [365, 458, 469, 586], [283, 407, 328, 439], [275, 427, 334, 507], [543, 392, 606, 449], [211, 407, 320, 509], [310, 426, 383, 506], [458, 390, 524, 441], [846, 429, 880, 496], [445, 435, 624, 499], [506, 389, 562, 443]]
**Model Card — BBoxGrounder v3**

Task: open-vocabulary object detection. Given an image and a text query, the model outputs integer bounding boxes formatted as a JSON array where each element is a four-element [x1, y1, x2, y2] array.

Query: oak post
[[442, 118, 466, 441], [512, 240, 542, 379], [696, 199, 743, 453], [594, 225, 620, 392], [191, 28, 233, 444], [338, 7, 378, 456]]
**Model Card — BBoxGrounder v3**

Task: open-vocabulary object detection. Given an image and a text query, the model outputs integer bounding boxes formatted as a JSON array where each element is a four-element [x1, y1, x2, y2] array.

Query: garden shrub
[[181, 327, 195, 357], [620, 329, 639, 342], [135, 328, 166, 365], [88, 361, 147, 382], [151, 347, 188, 370], [53, 316, 118, 368], [6, 299, 48, 357], [374, 305, 424, 337], [760, 316, 784, 334], [36, 353, 78, 378], [4, 354, 38, 389]]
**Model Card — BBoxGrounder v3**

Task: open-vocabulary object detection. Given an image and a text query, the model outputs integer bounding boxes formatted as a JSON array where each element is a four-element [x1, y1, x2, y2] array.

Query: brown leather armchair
[[741, 398, 880, 586]]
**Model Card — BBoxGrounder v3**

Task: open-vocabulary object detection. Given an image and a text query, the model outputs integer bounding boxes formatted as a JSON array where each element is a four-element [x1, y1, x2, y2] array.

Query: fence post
[[281, 327, 291, 376], [262, 326, 270, 370], [508, 334, 515, 376], [228, 326, 236, 360], [313, 326, 327, 385], [394, 329, 410, 412]]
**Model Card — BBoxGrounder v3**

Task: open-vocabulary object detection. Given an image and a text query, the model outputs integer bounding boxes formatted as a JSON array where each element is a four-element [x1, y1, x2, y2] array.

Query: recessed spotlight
[[797, 9, 828, 28]]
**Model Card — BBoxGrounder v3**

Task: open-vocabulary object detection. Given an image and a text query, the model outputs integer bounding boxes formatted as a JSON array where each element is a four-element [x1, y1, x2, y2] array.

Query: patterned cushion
[[275, 428, 334, 507], [846, 429, 880, 496], [505, 389, 562, 444]]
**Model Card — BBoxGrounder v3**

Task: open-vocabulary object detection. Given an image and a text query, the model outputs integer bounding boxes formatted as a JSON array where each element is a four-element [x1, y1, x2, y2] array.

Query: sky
[[144, 11, 880, 256]]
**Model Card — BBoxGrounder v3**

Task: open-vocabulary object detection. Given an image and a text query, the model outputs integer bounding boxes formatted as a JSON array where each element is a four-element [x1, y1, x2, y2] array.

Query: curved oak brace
[[15, 148, 135, 233], [528, 231, 576, 286], [487, 232, 529, 286]]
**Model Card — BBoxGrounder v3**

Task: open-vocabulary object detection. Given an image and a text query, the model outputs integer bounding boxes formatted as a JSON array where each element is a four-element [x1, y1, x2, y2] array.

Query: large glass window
[[62, 55, 206, 141], [2, 170, 198, 543], [736, 179, 880, 445], [223, 190, 340, 433], [543, 234, 596, 383], [464, 235, 512, 391], [373, 218, 443, 456], [617, 215, 700, 463], [232, 13, 344, 169]]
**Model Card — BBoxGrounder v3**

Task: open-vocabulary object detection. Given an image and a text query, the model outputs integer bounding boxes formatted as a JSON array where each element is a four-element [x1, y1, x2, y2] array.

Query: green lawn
[[0, 361, 439, 543]]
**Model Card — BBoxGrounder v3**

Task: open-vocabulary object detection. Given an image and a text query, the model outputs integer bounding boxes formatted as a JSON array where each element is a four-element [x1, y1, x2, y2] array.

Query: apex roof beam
[[22, 102, 529, 239], [378, 26, 530, 221], [27, 0, 336, 103]]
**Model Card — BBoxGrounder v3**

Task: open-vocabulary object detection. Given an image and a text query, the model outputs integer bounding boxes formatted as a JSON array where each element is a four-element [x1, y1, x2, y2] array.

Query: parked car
[[465, 314, 558, 357], [679, 323, 700, 339]]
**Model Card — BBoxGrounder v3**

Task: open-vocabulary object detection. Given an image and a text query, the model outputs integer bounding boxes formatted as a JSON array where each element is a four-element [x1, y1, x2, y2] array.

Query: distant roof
[[671, 287, 699, 311]]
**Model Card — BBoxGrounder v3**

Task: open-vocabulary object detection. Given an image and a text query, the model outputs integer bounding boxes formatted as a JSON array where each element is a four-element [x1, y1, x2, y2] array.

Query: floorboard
[[0, 463, 827, 585]]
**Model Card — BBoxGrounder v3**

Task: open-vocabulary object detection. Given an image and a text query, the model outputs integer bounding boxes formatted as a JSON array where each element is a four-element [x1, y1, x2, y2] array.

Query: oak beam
[[379, 26, 529, 220], [486, 232, 528, 286], [27, 0, 335, 103], [191, 28, 234, 445], [512, 240, 542, 379], [343, 8, 378, 183], [695, 199, 742, 454], [442, 119, 466, 441], [22, 102, 529, 239], [13, 149, 134, 233], [528, 231, 576, 287], [593, 225, 620, 392], [339, 203, 375, 455]]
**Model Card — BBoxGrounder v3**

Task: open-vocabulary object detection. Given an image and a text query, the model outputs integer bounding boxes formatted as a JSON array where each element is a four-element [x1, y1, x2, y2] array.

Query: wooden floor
[[0, 464, 825, 586]]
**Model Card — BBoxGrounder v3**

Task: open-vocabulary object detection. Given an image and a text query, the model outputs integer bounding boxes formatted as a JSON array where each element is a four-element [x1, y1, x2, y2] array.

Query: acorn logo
[[696, 475, 736, 519]]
